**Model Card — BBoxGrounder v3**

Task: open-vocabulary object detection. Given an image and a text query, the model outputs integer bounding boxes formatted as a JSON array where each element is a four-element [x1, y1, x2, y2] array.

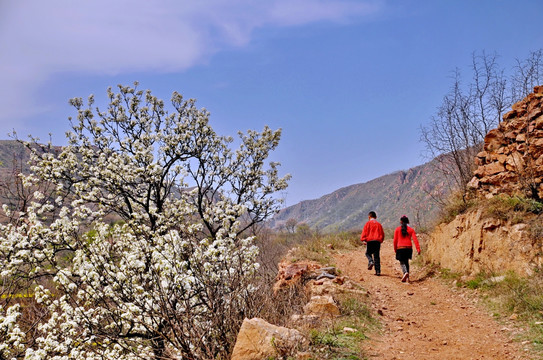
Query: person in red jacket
[[393, 215, 421, 283], [360, 211, 385, 276]]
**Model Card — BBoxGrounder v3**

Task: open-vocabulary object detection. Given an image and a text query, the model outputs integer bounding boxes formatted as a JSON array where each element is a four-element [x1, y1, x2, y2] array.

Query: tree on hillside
[[285, 218, 298, 234], [420, 50, 543, 203], [0, 83, 290, 359], [512, 49, 543, 102]]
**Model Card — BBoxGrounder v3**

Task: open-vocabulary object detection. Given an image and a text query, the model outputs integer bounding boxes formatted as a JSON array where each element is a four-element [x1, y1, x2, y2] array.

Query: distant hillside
[[0, 140, 63, 174], [0, 140, 452, 232], [0, 140, 31, 172], [270, 159, 454, 232]]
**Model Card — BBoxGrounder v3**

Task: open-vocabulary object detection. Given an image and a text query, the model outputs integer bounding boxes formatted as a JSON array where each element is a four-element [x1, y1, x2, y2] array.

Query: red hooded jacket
[[393, 225, 421, 253], [360, 218, 385, 243]]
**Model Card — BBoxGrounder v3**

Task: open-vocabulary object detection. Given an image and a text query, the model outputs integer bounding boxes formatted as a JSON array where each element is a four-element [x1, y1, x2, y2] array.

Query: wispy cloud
[[0, 0, 381, 124]]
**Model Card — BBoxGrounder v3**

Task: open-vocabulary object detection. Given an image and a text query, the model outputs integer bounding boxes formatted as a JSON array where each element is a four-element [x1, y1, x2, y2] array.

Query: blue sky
[[1, 0, 542, 206]]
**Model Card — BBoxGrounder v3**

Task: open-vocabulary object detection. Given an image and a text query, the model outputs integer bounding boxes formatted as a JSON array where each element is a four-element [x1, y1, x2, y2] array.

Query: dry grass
[[306, 294, 378, 359], [254, 230, 376, 359], [469, 270, 543, 353], [436, 192, 543, 245], [426, 267, 543, 355], [482, 194, 543, 221], [284, 230, 362, 267], [437, 190, 479, 224]]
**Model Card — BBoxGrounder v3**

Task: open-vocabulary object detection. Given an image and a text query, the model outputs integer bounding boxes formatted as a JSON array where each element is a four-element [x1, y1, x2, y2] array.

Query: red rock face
[[469, 86, 543, 199], [273, 261, 321, 293]]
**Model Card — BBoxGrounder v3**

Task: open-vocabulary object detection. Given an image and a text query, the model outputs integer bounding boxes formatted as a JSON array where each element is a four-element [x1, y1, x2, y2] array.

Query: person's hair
[[400, 215, 409, 237], [368, 211, 377, 219]]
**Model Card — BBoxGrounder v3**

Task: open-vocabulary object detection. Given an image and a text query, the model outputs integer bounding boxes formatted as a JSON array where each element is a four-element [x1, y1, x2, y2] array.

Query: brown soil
[[334, 241, 531, 360]]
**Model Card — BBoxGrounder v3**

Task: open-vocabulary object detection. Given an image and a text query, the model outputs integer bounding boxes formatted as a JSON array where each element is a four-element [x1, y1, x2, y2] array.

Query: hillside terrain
[[244, 86, 543, 359], [0, 140, 30, 172], [270, 158, 453, 231], [426, 85, 543, 277]]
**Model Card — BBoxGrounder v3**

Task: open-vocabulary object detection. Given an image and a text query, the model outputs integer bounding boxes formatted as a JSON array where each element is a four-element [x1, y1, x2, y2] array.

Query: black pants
[[365, 240, 381, 274], [396, 248, 413, 274]]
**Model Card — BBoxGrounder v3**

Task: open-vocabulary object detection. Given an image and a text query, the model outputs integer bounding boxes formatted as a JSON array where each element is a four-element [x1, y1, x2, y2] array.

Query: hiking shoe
[[401, 272, 409, 282], [368, 262, 374, 270], [375, 272, 381, 276]]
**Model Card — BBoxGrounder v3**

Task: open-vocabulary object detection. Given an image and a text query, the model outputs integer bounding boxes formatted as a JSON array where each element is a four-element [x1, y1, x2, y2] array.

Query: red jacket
[[360, 219, 384, 243], [393, 226, 420, 253]]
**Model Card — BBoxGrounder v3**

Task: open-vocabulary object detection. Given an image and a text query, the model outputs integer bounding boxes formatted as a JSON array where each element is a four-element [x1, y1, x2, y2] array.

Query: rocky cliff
[[468, 86, 543, 200], [426, 86, 543, 276], [425, 209, 542, 276]]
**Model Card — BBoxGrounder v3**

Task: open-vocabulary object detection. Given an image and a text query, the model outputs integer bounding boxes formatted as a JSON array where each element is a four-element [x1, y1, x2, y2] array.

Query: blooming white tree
[[0, 83, 290, 359]]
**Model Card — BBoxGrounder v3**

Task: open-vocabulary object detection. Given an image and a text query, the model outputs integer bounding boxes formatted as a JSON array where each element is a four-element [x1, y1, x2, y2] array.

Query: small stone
[[296, 352, 312, 360]]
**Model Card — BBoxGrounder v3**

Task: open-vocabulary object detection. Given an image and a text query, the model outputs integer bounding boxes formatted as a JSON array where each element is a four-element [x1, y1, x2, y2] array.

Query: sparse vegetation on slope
[[279, 230, 378, 359]]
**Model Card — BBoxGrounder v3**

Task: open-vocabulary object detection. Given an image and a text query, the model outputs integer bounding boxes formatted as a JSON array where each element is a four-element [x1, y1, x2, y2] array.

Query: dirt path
[[334, 241, 530, 360]]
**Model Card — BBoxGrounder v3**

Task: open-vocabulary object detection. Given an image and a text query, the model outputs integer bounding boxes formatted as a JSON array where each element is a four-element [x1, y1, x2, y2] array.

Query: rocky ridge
[[468, 85, 543, 199], [231, 258, 368, 359], [427, 86, 543, 276]]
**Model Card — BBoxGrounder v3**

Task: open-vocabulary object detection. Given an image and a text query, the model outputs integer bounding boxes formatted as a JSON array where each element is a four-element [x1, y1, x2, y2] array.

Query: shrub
[[438, 190, 478, 224]]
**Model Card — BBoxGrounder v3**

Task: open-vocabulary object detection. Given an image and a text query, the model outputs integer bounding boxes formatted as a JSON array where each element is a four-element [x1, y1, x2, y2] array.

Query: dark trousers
[[365, 240, 381, 274], [396, 248, 413, 274]]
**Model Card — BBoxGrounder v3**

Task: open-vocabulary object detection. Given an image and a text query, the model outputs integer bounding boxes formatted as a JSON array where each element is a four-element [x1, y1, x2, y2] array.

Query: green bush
[[439, 191, 478, 224], [485, 195, 543, 221]]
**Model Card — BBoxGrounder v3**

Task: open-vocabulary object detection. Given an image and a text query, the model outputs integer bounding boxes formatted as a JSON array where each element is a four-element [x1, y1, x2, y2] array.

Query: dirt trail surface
[[334, 242, 530, 360]]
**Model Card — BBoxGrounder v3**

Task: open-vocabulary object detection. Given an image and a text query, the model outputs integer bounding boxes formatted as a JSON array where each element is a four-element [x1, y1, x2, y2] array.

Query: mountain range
[[0, 139, 453, 232], [269, 158, 454, 232]]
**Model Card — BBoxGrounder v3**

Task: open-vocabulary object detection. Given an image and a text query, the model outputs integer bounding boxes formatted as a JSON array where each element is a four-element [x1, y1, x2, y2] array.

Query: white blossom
[[0, 84, 289, 359]]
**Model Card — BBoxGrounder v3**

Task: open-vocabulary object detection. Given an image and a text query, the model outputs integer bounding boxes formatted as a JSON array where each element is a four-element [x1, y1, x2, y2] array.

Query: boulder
[[273, 260, 321, 292], [303, 295, 340, 316], [480, 162, 505, 176], [231, 318, 308, 360], [505, 152, 525, 171], [308, 278, 339, 296], [503, 110, 517, 120], [527, 107, 543, 121], [512, 100, 527, 113], [483, 129, 505, 152]]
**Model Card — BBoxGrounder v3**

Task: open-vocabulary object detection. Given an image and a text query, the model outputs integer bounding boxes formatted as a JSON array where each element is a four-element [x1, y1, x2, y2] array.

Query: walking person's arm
[[360, 222, 369, 243], [393, 227, 399, 252], [378, 223, 385, 242], [411, 228, 421, 254]]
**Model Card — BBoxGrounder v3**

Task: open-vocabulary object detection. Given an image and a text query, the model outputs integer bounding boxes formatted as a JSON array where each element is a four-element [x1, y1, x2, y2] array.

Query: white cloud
[[0, 0, 380, 124]]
